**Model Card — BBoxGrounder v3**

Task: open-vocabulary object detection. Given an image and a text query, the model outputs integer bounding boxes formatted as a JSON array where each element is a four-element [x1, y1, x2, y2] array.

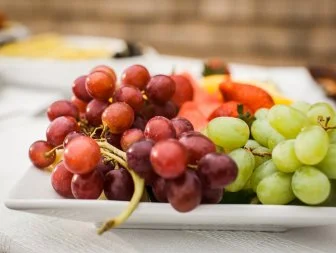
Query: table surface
[[0, 57, 336, 253]]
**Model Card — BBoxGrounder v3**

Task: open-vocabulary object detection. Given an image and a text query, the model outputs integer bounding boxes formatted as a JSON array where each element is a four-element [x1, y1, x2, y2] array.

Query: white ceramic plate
[[5, 167, 336, 232]]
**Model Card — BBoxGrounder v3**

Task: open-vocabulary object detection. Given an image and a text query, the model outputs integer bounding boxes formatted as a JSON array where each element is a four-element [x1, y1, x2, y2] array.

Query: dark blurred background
[[1, 0, 335, 65]]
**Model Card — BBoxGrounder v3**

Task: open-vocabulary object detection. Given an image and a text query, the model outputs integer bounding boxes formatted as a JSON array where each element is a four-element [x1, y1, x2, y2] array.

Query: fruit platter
[[5, 63, 336, 234]]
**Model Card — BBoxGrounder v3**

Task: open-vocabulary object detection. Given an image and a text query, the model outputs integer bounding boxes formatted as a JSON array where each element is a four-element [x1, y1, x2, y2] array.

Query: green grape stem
[[251, 150, 271, 157], [97, 142, 145, 235], [44, 145, 63, 158], [318, 116, 336, 130]]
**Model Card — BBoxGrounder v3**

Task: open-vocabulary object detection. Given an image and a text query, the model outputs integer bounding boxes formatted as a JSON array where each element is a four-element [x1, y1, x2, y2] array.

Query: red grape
[[102, 102, 134, 134], [201, 188, 224, 204], [152, 177, 168, 202], [90, 65, 117, 83], [171, 117, 194, 138], [86, 99, 109, 127], [46, 116, 79, 146], [71, 170, 104, 199], [63, 131, 82, 147], [197, 153, 238, 189], [152, 101, 177, 119], [150, 139, 187, 179], [96, 158, 115, 176], [126, 139, 157, 184], [145, 75, 176, 105], [71, 96, 88, 114], [72, 75, 92, 102], [29, 140, 56, 168], [144, 116, 176, 142], [179, 131, 216, 164], [64, 136, 101, 174], [51, 162, 74, 198], [86, 71, 115, 101], [47, 100, 79, 121], [121, 64, 150, 90], [113, 85, 144, 112], [167, 170, 202, 212], [170, 75, 193, 107], [131, 114, 147, 131], [105, 131, 122, 149], [104, 168, 134, 201], [120, 128, 145, 151]]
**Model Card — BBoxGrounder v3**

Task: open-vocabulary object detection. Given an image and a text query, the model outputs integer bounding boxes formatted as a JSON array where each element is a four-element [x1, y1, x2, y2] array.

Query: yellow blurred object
[[201, 74, 293, 105], [0, 33, 111, 59]]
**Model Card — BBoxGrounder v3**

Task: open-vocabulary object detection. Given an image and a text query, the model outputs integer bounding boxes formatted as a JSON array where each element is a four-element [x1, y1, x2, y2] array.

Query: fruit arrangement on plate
[[28, 64, 336, 235]]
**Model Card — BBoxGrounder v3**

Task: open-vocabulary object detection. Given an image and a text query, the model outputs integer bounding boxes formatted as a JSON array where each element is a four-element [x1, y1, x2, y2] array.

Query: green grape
[[251, 120, 278, 147], [253, 146, 271, 168], [244, 140, 260, 151], [307, 102, 335, 125], [317, 144, 336, 179], [207, 117, 249, 150], [226, 148, 255, 192], [292, 166, 331, 205], [272, 140, 302, 173], [267, 131, 285, 150], [294, 125, 329, 165], [255, 108, 269, 120], [268, 104, 309, 139], [257, 172, 295, 205], [200, 127, 208, 137], [328, 129, 336, 144], [250, 160, 277, 192], [291, 101, 311, 114]]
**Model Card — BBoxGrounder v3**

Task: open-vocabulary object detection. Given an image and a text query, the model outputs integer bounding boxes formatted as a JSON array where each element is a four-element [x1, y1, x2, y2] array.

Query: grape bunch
[[28, 64, 238, 234]]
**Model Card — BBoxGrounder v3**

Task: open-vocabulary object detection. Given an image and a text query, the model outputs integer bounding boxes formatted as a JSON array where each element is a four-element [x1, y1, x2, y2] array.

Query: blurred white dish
[[5, 167, 336, 232], [0, 22, 30, 44]]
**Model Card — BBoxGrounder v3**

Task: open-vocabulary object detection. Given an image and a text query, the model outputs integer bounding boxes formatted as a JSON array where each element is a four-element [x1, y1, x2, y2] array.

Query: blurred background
[[1, 0, 335, 65]]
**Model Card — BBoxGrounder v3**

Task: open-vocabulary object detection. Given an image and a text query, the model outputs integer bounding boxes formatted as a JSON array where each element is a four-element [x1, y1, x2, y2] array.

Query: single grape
[[254, 108, 269, 120], [63, 136, 101, 174], [51, 162, 74, 198], [253, 146, 271, 168], [71, 170, 104, 199], [102, 102, 134, 134], [179, 132, 216, 164], [170, 74, 193, 107], [171, 117, 194, 139], [145, 75, 176, 105], [267, 131, 285, 150], [104, 168, 134, 201], [63, 131, 82, 147], [72, 75, 92, 102], [95, 158, 115, 177], [113, 85, 144, 112], [121, 64, 150, 90], [29, 140, 56, 168], [86, 71, 115, 101], [250, 160, 277, 192], [197, 152, 238, 189], [120, 128, 145, 151], [90, 65, 117, 83], [291, 101, 311, 114], [307, 102, 335, 125], [46, 116, 79, 146], [150, 139, 187, 179], [126, 140, 157, 184], [131, 114, 147, 131], [167, 170, 202, 212], [152, 101, 178, 119], [244, 140, 261, 151], [207, 117, 249, 150], [328, 129, 336, 144], [317, 144, 336, 179], [257, 172, 295, 205], [272, 140, 302, 173], [295, 125, 329, 165], [225, 149, 255, 192], [71, 96, 87, 114], [268, 105, 309, 139], [152, 177, 168, 202], [47, 100, 79, 121], [105, 131, 122, 150], [86, 99, 109, 127], [251, 119, 281, 147], [292, 166, 331, 205], [201, 188, 224, 204], [144, 116, 176, 142]]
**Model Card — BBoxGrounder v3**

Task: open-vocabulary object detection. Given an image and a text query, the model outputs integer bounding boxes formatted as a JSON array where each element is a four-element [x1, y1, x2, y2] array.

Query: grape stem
[[97, 143, 145, 235], [251, 151, 271, 157], [188, 164, 198, 170], [318, 116, 336, 130], [90, 126, 104, 138], [44, 145, 63, 157]]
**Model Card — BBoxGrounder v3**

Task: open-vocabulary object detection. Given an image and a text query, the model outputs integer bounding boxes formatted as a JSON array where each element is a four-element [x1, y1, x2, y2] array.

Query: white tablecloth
[[1, 57, 336, 253]]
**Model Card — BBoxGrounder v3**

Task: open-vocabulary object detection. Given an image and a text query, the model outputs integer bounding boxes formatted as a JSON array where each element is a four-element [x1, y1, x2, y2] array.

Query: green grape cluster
[[205, 101, 336, 206]]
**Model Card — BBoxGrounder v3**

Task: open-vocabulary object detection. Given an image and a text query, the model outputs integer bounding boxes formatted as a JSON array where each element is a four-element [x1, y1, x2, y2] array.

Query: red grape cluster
[[28, 64, 238, 233]]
